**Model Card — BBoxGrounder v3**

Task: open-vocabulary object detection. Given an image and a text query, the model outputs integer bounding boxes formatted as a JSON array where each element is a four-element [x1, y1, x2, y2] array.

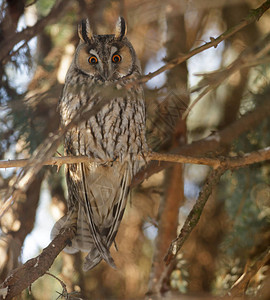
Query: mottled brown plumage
[[51, 17, 147, 270]]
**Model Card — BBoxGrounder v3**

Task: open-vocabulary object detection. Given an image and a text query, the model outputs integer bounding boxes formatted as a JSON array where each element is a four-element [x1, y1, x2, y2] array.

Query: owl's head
[[74, 17, 139, 81]]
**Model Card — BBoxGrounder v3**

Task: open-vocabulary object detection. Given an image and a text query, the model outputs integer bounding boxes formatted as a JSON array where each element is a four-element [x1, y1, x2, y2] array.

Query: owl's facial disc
[[86, 45, 133, 81], [75, 17, 136, 81], [75, 42, 134, 81], [109, 45, 133, 79]]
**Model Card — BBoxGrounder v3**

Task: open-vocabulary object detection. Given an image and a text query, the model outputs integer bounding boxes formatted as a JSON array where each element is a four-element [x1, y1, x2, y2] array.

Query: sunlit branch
[[126, 0, 270, 89], [0, 147, 269, 170], [164, 167, 226, 265]]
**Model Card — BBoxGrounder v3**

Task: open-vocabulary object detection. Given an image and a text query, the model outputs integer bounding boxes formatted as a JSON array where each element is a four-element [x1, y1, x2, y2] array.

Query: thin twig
[[45, 272, 68, 299], [126, 0, 270, 89], [183, 32, 270, 119], [229, 248, 270, 297]]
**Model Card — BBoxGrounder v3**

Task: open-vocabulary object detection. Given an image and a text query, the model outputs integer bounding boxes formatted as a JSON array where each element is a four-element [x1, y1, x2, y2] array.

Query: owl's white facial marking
[[89, 49, 103, 73], [110, 46, 118, 56], [89, 49, 99, 58]]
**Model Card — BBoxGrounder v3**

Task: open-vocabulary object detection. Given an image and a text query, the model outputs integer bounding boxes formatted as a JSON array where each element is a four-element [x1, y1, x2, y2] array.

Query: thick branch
[[2, 1, 270, 220], [164, 167, 226, 265], [0, 227, 75, 300]]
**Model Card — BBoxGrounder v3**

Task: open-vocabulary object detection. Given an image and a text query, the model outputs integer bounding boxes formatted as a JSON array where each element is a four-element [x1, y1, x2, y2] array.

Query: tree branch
[[183, 32, 270, 118], [0, 227, 75, 300], [0, 147, 270, 170], [1, 150, 264, 298], [164, 167, 226, 265], [0, 148, 269, 298], [0, 0, 73, 63], [126, 0, 270, 88], [230, 248, 270, 297], [132, 91, 270, 187]]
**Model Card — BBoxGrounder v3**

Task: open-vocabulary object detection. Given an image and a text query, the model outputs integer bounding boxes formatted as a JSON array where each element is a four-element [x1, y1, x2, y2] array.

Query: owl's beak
[[104, 71, 109, 80], [103, 66, 109, 81]]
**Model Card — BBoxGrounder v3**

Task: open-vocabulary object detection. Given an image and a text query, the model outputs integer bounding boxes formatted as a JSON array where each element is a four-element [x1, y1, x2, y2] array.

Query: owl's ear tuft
[[115, 17, 127, 40], [78, 19, 93, 43]]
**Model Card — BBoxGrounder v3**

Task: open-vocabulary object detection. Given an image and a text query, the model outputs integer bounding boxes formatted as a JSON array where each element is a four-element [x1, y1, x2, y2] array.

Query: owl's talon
[[101, 156, 118, 167], [65, 238, 73, 247]]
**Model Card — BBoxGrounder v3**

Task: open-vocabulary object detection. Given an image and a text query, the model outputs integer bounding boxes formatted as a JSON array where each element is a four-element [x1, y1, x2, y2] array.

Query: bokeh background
[[0, 0, 270, 299]]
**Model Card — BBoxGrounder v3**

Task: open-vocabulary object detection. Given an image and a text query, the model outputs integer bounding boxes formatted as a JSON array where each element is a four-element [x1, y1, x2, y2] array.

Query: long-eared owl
[[51, 17, 147, 271]]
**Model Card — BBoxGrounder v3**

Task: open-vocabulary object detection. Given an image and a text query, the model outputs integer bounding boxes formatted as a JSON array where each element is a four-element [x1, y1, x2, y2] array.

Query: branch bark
[[0, 148, 268, 298], [0, 147, 269, 170], [0, 227, 75, 300], [132, 92, 270, 187], [164, 167, 226, 265]]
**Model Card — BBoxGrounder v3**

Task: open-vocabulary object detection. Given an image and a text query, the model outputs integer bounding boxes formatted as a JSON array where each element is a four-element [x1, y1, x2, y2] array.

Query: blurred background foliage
[[0, 0, 270, 299]]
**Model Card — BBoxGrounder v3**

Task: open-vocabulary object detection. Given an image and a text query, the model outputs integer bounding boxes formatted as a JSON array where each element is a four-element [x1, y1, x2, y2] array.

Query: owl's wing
[[80, 163, 116, 269], [81, 161, 131, 271]]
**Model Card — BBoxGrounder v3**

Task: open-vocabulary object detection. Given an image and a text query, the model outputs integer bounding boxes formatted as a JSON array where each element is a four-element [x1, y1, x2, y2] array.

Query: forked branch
[[0, 227, 75, 300]]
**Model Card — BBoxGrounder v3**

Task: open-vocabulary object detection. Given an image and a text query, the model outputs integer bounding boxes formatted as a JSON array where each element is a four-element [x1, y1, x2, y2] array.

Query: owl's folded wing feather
[[81, 161, 131, 271], [80, 163, 116, 269]]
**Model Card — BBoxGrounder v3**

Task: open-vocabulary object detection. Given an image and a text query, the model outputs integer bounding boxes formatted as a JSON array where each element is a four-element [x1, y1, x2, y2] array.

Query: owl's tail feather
[[83, 249, 101, 271], [51, 205, 116, 270], [80, 163, 117, 270]]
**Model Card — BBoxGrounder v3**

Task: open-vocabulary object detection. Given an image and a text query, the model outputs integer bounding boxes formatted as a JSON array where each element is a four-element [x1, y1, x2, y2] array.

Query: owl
[[51, 17, 147, 271]]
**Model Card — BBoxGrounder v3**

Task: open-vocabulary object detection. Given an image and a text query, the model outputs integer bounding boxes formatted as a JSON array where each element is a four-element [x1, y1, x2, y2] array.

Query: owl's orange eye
[[88, 55, 98, 64], [112, 54, 121, 63]]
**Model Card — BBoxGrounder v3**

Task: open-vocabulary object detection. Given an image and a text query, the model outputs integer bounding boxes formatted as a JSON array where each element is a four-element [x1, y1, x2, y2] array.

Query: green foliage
[[216, 90, 270, 294], [36, 0, 56, 17]]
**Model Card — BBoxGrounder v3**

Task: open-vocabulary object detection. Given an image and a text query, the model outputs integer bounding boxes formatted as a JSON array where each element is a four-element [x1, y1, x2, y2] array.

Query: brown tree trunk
[[148, 12, 188, 296]]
